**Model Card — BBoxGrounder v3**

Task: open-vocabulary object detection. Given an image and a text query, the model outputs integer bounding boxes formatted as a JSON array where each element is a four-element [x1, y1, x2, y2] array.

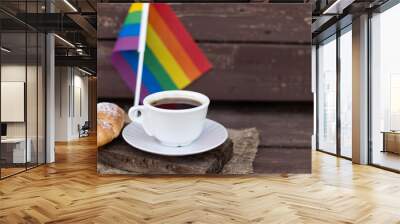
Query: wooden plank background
[[97, 3, 312, 102], [98, 3, 311, 43]]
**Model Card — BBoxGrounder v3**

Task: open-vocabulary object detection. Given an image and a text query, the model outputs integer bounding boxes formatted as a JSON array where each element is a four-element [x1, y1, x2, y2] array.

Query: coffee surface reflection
[[151, 98, 202, 110]]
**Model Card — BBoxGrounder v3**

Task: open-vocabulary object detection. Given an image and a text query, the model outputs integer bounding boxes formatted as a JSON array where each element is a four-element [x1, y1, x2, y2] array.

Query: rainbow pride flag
[[111, 3, 212, 99]]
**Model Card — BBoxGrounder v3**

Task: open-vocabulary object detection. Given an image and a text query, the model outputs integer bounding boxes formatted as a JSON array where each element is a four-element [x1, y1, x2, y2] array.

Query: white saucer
[[122, 119, 228, 156]]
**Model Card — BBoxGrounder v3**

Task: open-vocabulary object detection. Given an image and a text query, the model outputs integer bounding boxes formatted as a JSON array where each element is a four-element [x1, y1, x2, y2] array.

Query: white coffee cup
[[128, 90, 210, 147]]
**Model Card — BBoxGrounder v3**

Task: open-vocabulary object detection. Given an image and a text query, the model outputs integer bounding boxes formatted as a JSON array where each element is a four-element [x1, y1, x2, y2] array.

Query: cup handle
[[128, 105, 153, 136]]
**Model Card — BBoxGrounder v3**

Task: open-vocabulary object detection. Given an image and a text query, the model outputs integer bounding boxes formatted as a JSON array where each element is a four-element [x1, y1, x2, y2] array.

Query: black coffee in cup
[[151, 97, 202, 110]]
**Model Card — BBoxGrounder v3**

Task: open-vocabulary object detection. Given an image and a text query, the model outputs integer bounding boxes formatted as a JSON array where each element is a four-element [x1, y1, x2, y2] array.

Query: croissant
[[97, 102, 125, 147]]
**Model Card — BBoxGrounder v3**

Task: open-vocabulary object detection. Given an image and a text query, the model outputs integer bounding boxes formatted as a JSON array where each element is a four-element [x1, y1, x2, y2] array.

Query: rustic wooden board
[[97, 3, 311, 43], [98, 137, 234, 174], [97, 41, 312, 101]]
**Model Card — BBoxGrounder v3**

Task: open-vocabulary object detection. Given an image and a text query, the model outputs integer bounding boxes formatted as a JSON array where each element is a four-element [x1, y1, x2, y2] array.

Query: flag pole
[[134, 3, 150, 107]]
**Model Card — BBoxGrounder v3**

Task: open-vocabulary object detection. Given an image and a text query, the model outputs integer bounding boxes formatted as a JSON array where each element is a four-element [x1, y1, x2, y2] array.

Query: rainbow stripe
[[111, 3, 212, 98]]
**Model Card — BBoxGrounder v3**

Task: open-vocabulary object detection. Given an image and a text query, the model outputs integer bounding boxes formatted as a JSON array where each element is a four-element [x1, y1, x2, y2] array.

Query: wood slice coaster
[[98, 128, 259, 175]]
